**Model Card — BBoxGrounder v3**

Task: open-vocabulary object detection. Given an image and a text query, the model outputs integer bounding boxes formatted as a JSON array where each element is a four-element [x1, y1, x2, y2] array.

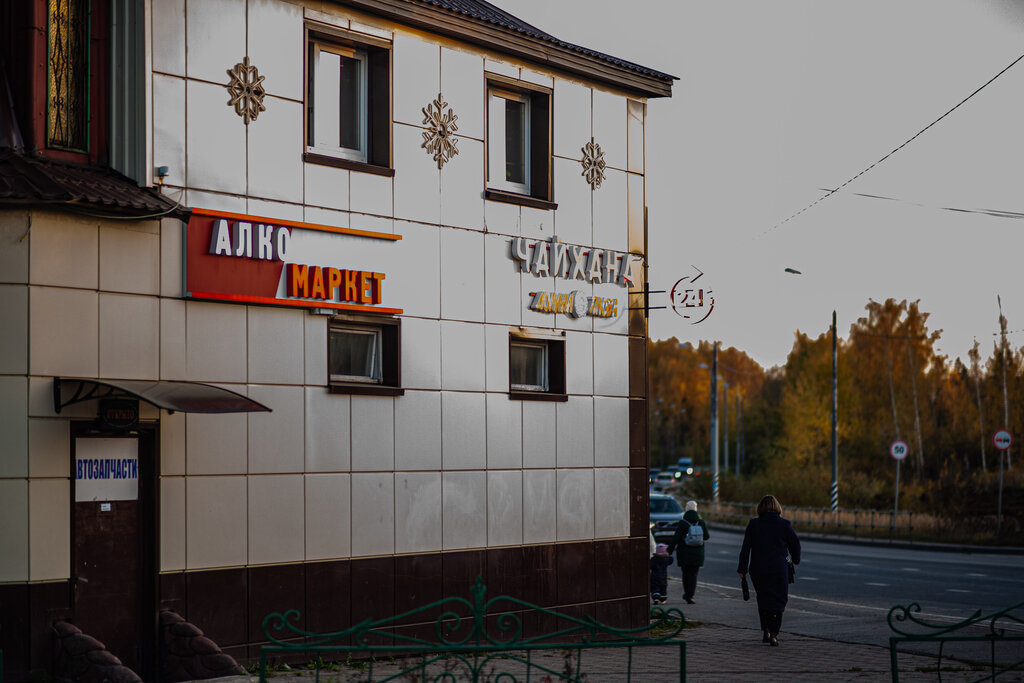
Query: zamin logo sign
[[529, 290, 619, 319]]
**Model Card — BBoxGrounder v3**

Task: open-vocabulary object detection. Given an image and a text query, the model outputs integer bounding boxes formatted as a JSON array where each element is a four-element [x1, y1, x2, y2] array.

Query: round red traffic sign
[[890, 440, 908, 460], [993, 430, 1013, 451]]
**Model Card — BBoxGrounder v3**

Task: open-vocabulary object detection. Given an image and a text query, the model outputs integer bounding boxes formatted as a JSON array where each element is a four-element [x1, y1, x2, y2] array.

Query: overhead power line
[[815, 187, 1024, 221], [759, 50, 1024, 238]]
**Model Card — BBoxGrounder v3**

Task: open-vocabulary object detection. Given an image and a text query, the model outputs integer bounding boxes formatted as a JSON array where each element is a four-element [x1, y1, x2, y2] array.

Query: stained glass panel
[[47, 0, 88, 150]]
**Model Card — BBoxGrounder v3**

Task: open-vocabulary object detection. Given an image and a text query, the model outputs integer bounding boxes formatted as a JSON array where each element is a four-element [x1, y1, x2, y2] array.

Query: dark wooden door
[[73, 436, 141, 670]]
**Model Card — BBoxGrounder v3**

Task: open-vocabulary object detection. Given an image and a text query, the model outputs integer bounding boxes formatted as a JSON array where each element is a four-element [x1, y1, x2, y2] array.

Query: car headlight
[[686, 467, 693, 475]]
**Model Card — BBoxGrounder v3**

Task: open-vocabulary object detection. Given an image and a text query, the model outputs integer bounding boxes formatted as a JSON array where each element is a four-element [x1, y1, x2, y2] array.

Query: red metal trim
[[188, 290, 404, 315]]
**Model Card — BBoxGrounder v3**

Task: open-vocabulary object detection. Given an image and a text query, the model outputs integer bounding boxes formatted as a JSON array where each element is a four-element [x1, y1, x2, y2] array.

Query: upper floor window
[[305, 26, 392, 175], [47, 0, 89, 151], [509, 333, 566, 401], [485, 78, 554, 210]]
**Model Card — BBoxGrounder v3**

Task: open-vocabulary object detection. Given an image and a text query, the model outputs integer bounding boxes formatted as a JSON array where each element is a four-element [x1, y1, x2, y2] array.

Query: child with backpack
[[667, 500, 709, 604], [649, 543, 673, 605]]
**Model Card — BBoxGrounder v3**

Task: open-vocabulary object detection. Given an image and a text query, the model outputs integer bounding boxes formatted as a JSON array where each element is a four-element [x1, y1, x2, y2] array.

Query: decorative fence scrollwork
[[260, 575, 686, 682], [887, 600, 1024, 682]]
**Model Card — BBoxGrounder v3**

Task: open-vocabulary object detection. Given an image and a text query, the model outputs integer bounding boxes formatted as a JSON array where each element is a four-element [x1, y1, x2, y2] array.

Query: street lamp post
[[722, 380, 729, 475], [710, 343, 719, 501]]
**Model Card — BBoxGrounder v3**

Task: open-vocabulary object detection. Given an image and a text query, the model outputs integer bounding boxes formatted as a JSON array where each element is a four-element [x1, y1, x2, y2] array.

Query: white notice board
[[75, 438, 139, 502]]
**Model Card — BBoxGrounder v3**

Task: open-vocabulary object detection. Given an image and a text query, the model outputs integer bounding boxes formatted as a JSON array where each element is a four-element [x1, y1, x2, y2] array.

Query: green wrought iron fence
[[259, 576, 686, 682], [695, 499, 914, 541], [888, 601, 1024, 682]]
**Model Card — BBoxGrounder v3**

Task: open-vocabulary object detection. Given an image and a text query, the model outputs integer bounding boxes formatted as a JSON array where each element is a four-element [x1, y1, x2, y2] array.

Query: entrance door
[[73, 436, 142, 670]]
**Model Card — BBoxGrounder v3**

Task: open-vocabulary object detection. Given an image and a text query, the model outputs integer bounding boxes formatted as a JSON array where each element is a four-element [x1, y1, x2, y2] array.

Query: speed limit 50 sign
[[890, 440, 908, 460]]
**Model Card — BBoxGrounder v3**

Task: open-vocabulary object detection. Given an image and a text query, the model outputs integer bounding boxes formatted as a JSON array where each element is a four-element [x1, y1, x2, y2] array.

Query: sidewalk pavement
[[204, 579, 1020, 683]]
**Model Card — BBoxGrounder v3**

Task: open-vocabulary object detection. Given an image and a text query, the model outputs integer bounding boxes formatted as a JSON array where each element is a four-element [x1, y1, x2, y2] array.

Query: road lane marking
[[901, 568, 920, 572], [801, 576, 818, 581], [968, 573, 987, 577], [946, 589, 971, 593], [844, 562, 862, 566], [698, 581, 1024, 632], [865, 582, 889, 587]]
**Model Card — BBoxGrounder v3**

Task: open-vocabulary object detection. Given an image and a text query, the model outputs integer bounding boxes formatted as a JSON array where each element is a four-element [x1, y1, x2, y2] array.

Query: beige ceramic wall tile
[[29, 287, 98, 378], [594, 468, 629, 539], [393, 125, 441, 225], [160, 476, 185, 571], [483, 235, 521, 326], [627, 99, 645, 174], [160, 217, 183, 298], [400, 317, 441, 390], [0, 376, 27, 479], [394, 390, 441, 471], [592, 89, 627, 171], [185, 411, 247, 475], [153, 74, 186, 188], [0, 284, 27, 374], [393, 34, 440, 128], [186, 475, 247, 569], [351, 396, 394, 471], [441, 392, 486, 470], [303, 314, 328, 386], [305, 388, 350, 472], [248, 98, 304, 204], [29, 214, 97, 288], [28, 418, 69, 478], [184, 301, 247, 383], [29, 478, 70, 580], [440, 321, 485, 390], [593, 333, 629, 397], [305, 473, 351, 560], [248, 474, 304, 565], [248, 0, 304, 101], [522, 401, 555, 469], [442, 471, 486, 550], [487, 470, 523, 547], [247, 307, 305, 384], [522, 469, 556, 544], [386, 222, 440, 320], [151, 0, 184, 76], [160, 298, 186, 380], [627, 172, 645, 254], [485, 394, 521, 470], [564, 331, 594, 396], [394, 471, 442, 553], [439, 138, 484, 231], [185, 80, 247, 195], [350, 472, 394, 556], [593, 397, 629, 468], [160, 410, 185, 476], [439, 229, 484, 323], [0, 479, 28, 581], [99, 294, 160, 380], [28, 377, 91, 419], [592, 169, 627, 253], [556, 468, 595, 541], [555, 397, 594, 468], [0, 211, 29, 283], [185, 0, 245, 84], [440, 47, 484, 141], [247, 385, 305, 474], [304, 163, 350, 213], [99, 222, 159, 295]]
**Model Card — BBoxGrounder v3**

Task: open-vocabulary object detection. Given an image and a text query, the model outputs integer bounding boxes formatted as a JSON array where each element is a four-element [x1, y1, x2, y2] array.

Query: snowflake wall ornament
[[421, 94, 460, 169], [581, 138, 606, 189], [226, 57, 266, 124]]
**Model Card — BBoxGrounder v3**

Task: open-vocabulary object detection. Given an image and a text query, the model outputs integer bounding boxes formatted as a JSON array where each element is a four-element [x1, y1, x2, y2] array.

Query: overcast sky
[[510, 0, 1024, 368]]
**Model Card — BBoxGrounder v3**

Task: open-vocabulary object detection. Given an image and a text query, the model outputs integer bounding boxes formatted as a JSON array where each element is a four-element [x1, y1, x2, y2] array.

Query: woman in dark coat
[[737, 494, 801, 646]]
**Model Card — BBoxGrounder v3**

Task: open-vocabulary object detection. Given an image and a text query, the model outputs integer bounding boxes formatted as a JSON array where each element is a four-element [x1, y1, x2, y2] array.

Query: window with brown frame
[[509, 334, 566, 401], [328, 316, 402, 396], [485, 78, 554, 209], [305, 26, 392, 176]]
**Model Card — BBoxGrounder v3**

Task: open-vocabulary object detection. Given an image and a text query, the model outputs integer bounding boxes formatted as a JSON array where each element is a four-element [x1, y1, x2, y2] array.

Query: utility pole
[[711, 342, 719, 501], [831, 310, 839, 512], [736, 394, 743, 475], [997, 296, 1010, 535], [723, 381, 729, 475]]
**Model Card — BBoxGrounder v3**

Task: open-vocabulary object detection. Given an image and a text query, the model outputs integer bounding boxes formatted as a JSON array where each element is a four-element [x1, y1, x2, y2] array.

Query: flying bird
[[784, 267, 802, 275]]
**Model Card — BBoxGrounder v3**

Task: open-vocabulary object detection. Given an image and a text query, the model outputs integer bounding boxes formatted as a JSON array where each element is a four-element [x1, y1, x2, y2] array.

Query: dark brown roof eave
[[330, 0, 676, 97]]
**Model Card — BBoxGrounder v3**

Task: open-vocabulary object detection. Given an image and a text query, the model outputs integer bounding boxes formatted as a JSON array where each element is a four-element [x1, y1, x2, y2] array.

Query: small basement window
[[328, 317, 402, 396], [509, 335, 566, 401]]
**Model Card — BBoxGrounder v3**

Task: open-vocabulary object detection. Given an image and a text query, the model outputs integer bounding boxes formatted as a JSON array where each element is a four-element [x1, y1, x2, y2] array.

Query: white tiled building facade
[[0, 0, 672, 676]]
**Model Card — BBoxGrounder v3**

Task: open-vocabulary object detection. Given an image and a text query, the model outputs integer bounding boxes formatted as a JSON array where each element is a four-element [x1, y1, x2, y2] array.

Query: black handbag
[[787, 558, 795, 584], [741, 575, 750, 601]]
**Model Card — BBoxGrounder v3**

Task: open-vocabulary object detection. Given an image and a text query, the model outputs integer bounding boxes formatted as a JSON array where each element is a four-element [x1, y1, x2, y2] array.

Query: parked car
[[649, 493, 684, 542]]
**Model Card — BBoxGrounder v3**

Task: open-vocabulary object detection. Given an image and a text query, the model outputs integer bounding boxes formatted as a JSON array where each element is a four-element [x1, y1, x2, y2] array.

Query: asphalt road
[[667, 527, 1024, 649]]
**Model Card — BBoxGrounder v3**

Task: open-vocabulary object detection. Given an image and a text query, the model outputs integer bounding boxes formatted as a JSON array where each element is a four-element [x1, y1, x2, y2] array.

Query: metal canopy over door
[[72, 430, 156, 675]]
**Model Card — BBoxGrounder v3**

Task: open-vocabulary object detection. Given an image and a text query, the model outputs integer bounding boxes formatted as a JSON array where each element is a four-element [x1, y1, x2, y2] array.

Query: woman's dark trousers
[[682, 565, 700, 600]]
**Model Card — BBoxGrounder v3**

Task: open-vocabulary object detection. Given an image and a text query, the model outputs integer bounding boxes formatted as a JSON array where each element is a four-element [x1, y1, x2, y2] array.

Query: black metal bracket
[[53, 378, 137, 414], [628, 284, 666, 318]]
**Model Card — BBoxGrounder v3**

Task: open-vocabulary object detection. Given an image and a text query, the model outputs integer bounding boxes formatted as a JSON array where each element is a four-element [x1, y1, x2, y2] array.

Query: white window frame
[[510, 340, 549, 392], [308, 41, 368, 163], [487, 88, 531, 195], [329, 326, 382, 384]]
